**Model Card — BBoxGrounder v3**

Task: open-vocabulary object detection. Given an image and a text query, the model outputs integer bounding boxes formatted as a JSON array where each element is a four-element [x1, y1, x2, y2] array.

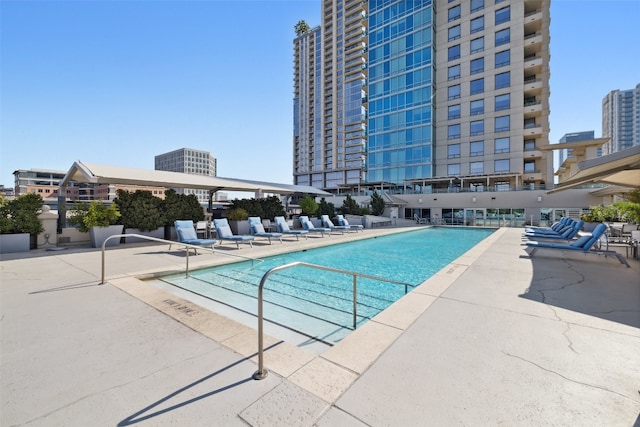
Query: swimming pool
[[153, 227, 494, 346]]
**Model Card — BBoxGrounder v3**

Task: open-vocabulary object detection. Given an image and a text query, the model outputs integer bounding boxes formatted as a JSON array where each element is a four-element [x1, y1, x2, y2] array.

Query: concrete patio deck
[[1, 226, 638, 426]]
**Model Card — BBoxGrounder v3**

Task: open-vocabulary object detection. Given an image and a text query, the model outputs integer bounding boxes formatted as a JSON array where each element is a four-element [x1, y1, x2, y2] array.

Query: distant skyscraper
[[601, 83, 640, 155], [294, 0, 552, 192], [155, 148, 217, 203]]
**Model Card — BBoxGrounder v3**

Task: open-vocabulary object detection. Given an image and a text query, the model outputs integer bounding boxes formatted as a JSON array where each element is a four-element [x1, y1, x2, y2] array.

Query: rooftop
[[1, 225, 638, 425]]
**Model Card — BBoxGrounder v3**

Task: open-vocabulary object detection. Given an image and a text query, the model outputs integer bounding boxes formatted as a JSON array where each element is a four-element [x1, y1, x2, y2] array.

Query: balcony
[[523, 78, 543, 93], [524, 125, 542, 137], [524, 32, 543, 47], [524, 56, 543, 72], [524, 101, 542, 115], [524, 10, 542, 25], [524, 150, 542, 159], [523, 172, 543, 181]]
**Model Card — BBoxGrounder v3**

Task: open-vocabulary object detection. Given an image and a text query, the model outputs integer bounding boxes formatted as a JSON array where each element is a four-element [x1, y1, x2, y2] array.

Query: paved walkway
[[1, 227, 638, 426]]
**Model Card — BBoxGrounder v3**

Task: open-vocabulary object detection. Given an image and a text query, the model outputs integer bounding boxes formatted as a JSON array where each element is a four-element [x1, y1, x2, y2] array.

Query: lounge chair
[[300, 216, 331, 237], [413, 214, 428, 225], [248, 216, 283, 244], [320, 214, 350, 234], [524, 220, 583, 241], [213, 218, 254, 249], [172, 220, 217, 255], [524, 223, 630, 267], [336, 214, 364, 232], [525, 217, 571, 233], [274, 216, 308, 240], [525, 218, 575, 236]]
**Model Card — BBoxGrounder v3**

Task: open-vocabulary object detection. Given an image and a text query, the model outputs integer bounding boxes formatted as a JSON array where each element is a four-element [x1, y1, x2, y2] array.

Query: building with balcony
[[602, 83, 640, 155], [155, 148, 218, 203]]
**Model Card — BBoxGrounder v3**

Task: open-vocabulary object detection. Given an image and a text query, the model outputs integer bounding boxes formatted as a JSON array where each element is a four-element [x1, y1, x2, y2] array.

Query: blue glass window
[[470, 140, 484, 156], [470, 161, 484, 174], [495, 94, 510, 110], [448, 104, 461, 120], [495, 6, 510, 25], [470, 99, 484, 115], [495, 71, 510, 89], [448, 25, 461, 41], [470, 78, 484, 95], [470, 57, 484, 74], [495, 137, 510, 153], [448, 45, 461, 61], [471, 0, 484, 13], [448, 124, 461, 139], [470, 119, 484, 136], [524, 161, 536, 173], [448, 163, 461, 175], [470, 16, 484, 33], [448, 5, 461, 22], [470, 37, 484, 54], [448, 143, 461, 159], [448, 84, 461, 100], [495, 28, 510, 46], [448, 64, 461, 80], [495, 115, 510, 132], [495, 50, 510, 68], [494, 159, 510, 173]]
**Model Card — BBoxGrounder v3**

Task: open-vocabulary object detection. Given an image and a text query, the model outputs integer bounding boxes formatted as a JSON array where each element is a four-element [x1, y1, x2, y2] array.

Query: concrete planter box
[[229, 220, 251, 235], [90, 225, 124, 248], [123, 227, 164, 243], [0, 233, 30, 254]]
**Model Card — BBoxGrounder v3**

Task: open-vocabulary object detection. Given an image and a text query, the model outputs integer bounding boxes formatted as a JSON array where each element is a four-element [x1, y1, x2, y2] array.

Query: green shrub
[[115, 189, 165, 232], [299, 194, 318, 216], [68, 201, 120, 233], [0, 193, 44, 235], [226, 208, 249, 221]]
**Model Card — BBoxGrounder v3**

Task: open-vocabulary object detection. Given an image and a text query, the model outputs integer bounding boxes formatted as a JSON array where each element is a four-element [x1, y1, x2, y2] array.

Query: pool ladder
[[253, 261, 413, 380]]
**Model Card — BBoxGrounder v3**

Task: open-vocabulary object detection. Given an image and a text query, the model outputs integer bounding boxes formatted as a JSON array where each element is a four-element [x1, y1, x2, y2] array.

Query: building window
[[448, 124, 461, 139], [470, 57, 484, 74], [448, 44, 461, 61], [495, 115, 510, 132], [448, 163, 461, 176], [448, 25, 461, 41], [495, 137, 510, 153], [448, 143, 461, 159], [470, 99, 484, 115], [471, 0, 484, 13], [448, 64, 461, 80], [470, 140, 484, 156], [495, 50, 510, 68], [495, 28, 510, 46], [495, 71, 510, 89], [448, 84, 461, 100], [470, 161, 484, 174], [495, 6, 510, 25], [470, 16, 484, 33], [524, 139, 536, 151], [495, 93, 510, 110], [470, 37, 484, 54], [470, 120, 484, 136], [524, 118, 537, 128], [470, 78, 484, 95], [448, 104, 461, 120], [494, 159, 510, 173], [448, 5, 461, 22], [524, 161, 536, 173]]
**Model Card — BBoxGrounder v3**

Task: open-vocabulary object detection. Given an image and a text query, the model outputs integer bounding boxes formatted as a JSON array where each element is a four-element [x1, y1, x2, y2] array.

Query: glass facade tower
[[602, 83, 640, 155]]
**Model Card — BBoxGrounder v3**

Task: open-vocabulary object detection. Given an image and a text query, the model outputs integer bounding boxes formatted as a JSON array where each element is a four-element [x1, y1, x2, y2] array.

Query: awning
[[60, 161, 331, 196], [547, 145, 640, 194]]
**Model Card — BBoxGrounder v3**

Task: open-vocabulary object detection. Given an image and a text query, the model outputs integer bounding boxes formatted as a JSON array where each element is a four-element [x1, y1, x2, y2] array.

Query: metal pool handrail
[[252, 261, 413, 380], [100, 234, 262, 285]]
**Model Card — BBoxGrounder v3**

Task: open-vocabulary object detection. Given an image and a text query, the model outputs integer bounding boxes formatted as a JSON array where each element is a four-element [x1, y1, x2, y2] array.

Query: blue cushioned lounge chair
[[525, 220, 583, 242], [173, 220, 217, 255], [274, 216, 308, 240], [299, 216, 331, 237], [213, 218, 254, 249], [336, 214, 364, 232], [525, 223, 629, 267], [525, 217, 571, 234], [320, 215, 348, 234], [248, 217, 282, 244]]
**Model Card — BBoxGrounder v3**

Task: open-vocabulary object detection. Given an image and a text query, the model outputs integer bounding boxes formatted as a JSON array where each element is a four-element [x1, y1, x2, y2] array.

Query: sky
[[1, 0, 639, 190]]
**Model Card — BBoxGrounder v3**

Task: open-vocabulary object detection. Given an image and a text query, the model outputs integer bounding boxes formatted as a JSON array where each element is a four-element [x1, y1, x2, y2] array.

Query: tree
[[299, 194, 318, 216], [316, 198, 335, 218], [294, 20, 310, 36], [0, 193, 44, 235], [340, 194, 360, 215], [114, 189, 165, 232], [370, 191, 386, 216], [163, 189, 204, 226]]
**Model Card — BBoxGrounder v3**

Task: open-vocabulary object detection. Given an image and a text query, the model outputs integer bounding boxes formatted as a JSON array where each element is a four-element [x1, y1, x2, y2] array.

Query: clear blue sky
[[1, 0, 639, 189]]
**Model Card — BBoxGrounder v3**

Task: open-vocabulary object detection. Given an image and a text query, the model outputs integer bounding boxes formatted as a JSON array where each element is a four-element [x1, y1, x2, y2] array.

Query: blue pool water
[[157, 227, 494, 345]]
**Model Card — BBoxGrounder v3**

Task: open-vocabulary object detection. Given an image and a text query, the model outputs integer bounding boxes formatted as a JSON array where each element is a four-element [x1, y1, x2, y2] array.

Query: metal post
[[352, 275, 357, 330]]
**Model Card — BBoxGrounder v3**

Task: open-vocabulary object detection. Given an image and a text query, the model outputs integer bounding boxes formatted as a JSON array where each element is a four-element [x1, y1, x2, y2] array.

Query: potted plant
[[68, 201, 122, 248], [0, 193, 44, 253], [114, 190, 165, 243], [226, 207, 250, 234]]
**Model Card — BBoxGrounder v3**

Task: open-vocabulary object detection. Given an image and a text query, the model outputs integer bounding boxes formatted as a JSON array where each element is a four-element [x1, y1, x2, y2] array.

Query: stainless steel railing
[[252, 261, 413, 380], [100, 234, 262, 285]]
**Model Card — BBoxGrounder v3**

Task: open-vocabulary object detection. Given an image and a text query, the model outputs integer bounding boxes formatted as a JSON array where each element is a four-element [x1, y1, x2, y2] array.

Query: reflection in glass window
[[524, 161, 536, 173], [495, 137, 510, 153], [470, 37, 484, 54], [470, 78, 484, 95], [524, 139, 536, 151], [470, 99, 484, 115], [495, 115, 510, 132], [495, 50, 510, 68], [495, 6, 510, 25], [448, 44, 461, 61], [448, 124, 461, 139], [494, 159, 510, 173], [495, 28, 510, 46], [471, 16, 484, 33], [495, 71, 510, 89], [448, 84, 461, 100], [448, 64, 461, 80], [470, 161, 484, 174], [471, 0, 484, 13], [495, 93, 510, 110], [448, 143, 461, 159], [448, 163, 461, 175], [470, 120, 484, 136], [448, 104, 461, 119], [470, 57, 484, 74], [448, 5, 461, 22], [448, 25, 461, 41], [470, 140, 484, 156]]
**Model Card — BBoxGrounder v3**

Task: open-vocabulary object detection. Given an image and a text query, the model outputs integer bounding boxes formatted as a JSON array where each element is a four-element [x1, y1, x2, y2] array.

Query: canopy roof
[[60, 161, 331, 196], [548, 145, 640, 193]]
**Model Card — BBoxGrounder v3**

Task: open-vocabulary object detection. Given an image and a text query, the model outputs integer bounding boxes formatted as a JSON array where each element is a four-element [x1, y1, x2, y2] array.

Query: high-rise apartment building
[[294, 0, 552, 193], [293, 0, 368, 190], [155, 148, 217, 203], [601, 83, 640, 155]]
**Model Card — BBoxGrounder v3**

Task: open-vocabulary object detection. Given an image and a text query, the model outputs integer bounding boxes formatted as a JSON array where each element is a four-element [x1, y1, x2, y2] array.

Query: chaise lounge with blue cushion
[[300, 216, 331, 237], [524, 223, 629, 267], [213, 218, 254, 249], [172, 220, 217, 255], [336, 214, 364, 232], [274, 216, 308, 241], [248, 216, 283, 244], [320, 215, 349, 234], [524, 220, 583, 242], [524, 217, 572, 234]]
